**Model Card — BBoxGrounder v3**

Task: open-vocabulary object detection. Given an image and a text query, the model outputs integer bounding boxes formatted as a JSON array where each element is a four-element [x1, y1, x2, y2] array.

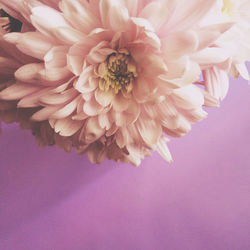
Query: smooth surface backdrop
[[0, 75, 250, 250]]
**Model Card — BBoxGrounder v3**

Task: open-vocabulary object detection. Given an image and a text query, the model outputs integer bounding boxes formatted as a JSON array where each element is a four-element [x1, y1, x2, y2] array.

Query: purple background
[[0, 75, 250, 250]]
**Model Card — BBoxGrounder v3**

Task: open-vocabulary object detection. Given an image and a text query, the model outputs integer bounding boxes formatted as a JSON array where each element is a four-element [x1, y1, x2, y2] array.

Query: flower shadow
[[0, 123, 114, 235]]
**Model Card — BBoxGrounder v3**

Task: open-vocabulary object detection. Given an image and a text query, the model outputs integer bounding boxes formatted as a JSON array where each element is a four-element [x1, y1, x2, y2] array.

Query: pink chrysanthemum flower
[[0, 0, 228, 165]]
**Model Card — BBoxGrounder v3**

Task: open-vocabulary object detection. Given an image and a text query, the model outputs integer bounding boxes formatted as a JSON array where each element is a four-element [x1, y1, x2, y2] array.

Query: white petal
[[191, 47, 229, 65], [156, 137, 173, 163], [54, 116, 83, 136], [172, 85, 204, 109]]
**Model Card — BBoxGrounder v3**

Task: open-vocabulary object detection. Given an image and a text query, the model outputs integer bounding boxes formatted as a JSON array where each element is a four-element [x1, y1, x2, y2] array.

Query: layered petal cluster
[[196, 0, 250, 101], [0, 1, 65, 144], [0, 0, 248, 165], [0, 10, 28, 134]]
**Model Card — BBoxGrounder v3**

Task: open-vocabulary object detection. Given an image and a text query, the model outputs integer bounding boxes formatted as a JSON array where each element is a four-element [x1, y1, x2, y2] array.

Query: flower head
[[0, 0, 232, 165]]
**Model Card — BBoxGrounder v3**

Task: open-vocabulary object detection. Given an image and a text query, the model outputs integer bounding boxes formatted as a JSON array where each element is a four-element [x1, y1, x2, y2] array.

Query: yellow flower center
[[221, 0, 236, 16], [97, 49, 137, 95]]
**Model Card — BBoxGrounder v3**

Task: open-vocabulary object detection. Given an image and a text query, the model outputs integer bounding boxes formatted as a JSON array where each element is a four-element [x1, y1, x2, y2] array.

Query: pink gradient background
[[0, 74, 250, 249]]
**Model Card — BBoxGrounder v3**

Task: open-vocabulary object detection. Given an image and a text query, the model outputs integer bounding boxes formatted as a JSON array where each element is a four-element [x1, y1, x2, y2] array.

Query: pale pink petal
[[181, 107, 208, 123], [53, 26, 85, 44], [131, 50, 168, 76], [115, 127, 129, 148], [203, 67, 229, 100], [17, 87, 53, 107], [15, 63, 72, 85], [99, 0, 129, 31], [130, 17, 154, 32], [164, 0, 217, 32], [156, 137, 173, 163], [30, 5, 70, 38], [139, 0, 172, 32], [50, 95, 80, 119], [120, 0, 138, 16], [54, 116, 83, 136], [0, 82, 41, 100], [191, 47, 229, 65], [50, 76, 76, 93], [106, 122, 118, 137], [67, 44, 87, 76], [132, 76, 151, 103], [112, 93, 129, 112], [196, 23, 233, 50], [44, 46, 68, 68], [31, 105, 62, 121], [86, 41, 110, 64], [161, 30, 199, 61], [172, 85, 204, 109], [59, 0, 101, 34], [163, 114, 192, 135], [98, 112, 111, 130], [15, 63, 44, 83], [95, 88, 114, 107], [124, 99, 140, 124], [83, 95, 104, 116], [74, 66, 96, 93], [4, 32, 53, 60], [39, 88, 78, 105], [235, 63, 250, 81], [136, 117, 162, 147], [80, 116, 105, 144], [38, 67, 72, 83], [113, 112, 126, 127], [201, 89, 220, 107]]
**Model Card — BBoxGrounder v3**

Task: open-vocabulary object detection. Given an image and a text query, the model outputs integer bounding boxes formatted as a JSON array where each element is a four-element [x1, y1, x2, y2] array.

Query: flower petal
[[139, 0, 172, 32], [161, 30, 199, 60], [172, 85, 204, 109], [112, 92, 129, 112], [80, 116, 105, 144], [0, 82, 41, 100], [30, 6, 70, 38], [4, 32, 52, 60], [136, 117, 162, 148], [95, 88, 114, 107], [156, 137, 173, 162], [99, 0, 129, 31], [54, 116, 83, 136], [84, 95, 104, 116], [50, 96, 80, 119], [59, 0, 100, 34]]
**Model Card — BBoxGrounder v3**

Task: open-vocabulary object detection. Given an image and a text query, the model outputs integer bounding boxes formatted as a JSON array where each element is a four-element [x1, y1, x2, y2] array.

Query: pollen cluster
[[97, 49, 137, 95]]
